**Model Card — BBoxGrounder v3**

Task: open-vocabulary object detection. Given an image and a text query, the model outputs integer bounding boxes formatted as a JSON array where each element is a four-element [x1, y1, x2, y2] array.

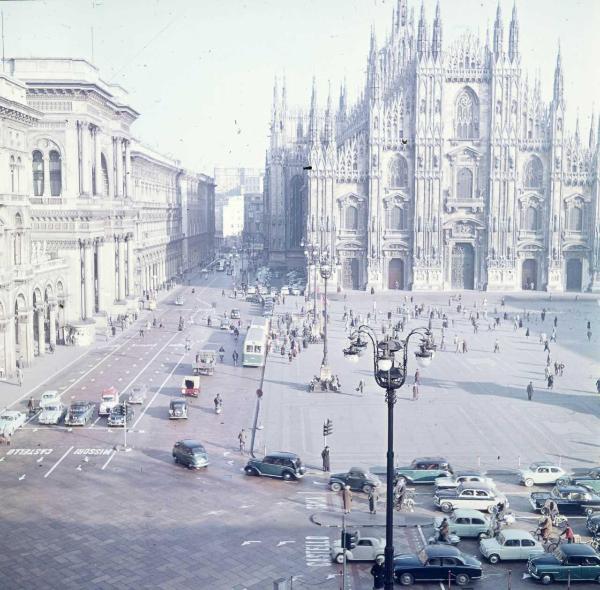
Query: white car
[[280, 285, 290, 295], [246, 286, 257, 295], [330, 535, 385, 564], [479, 529, 545, 564], [518, 462, 566, 487], [39, 390, 60, 409], [435, 472, 495, 490], [98, 387, 120, 416], [175, 296, 184, 306], [38, 403, 67, 425], [434, 483, 508, 513], [0, 411, 27, 437]]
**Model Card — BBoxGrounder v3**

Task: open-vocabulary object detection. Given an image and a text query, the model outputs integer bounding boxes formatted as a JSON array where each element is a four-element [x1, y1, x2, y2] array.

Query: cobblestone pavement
[[0, 275, 598, 589]]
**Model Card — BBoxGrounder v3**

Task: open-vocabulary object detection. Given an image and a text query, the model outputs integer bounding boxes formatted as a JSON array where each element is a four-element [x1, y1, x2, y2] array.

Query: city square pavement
[[0, 273, 598, 590]]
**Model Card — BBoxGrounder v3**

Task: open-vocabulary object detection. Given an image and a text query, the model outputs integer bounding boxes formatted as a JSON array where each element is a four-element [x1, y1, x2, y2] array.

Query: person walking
[[547, 374, 554, 390], [414, 369, 420, 385], [412, 383, 419, 401], [356, 379, 365, 394], [238, 429, 247, 454], [342, 485, 353, 514], [493, 339, 500, 353], [368, 489, 379, 514], [27, 397, 35, 415], [462, 339, 468, 353], [371, 558, 385, 590], [596, 378, 600, 394], [587, 329, 593, 342], [527, 381, 534, 401], [321, 446, 331, 472], [16, 367, 23, 387]]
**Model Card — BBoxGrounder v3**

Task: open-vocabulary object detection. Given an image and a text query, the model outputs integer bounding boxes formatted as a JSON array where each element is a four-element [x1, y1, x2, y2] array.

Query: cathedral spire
[[397, 0, 408, 29], [431, 1, 442, 61], [493, 2, 503, 57], [417, 1, 428, 60], [575, 112, 581, 144], [508, 1, 519, 62], [323, 81, 334, 145], [553, 42, 564, 106], [271, 76, 279, 122], [309, 76, 318, 144], [281, 75, 287, 115], [589, 112, 596, 150], [338, 79, 347, 120]]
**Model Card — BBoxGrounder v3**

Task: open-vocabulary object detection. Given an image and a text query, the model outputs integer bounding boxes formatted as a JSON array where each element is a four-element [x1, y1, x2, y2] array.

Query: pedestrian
[[414, 369, 420, 384], [342, 485, 353, 513], [16, 367, 23, 387], [356, 379, 364, 394], [587, 329, 592, 342], [525, 327, 530, 337], [27, 396, 35, 414], [321, 446, 330, 472], [462, 339, 468, 353], [493, 339, 500, 353], [554, 316, 558, 327], [527, 381, 534, 401], [412, 383, 419, 401], [544, 340, 550, 353], [238, 429, 246, 454], [596, 378, 600, 394], [547, 374, 554, 390], [544, 366, 550, 380], [371, 558, 385, 590], [368, 489, 379, 514], [288, 352, 292, 363]]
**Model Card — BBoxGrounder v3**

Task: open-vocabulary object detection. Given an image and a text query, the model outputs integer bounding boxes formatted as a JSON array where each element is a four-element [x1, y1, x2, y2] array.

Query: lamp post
[[319, 259, 332, 380], [301, 240, 320, 325], [347, 325, 433, 589]]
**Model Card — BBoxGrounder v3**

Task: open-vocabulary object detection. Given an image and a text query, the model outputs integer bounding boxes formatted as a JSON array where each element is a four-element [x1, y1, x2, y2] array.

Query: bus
[[243, 326, 268, 367], [250, 317, 271, 334]]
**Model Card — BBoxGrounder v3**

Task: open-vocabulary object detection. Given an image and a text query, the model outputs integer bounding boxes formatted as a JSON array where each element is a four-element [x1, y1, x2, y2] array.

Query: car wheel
[[282, 471, 294, 481], [586, 507, 595, 516], [335, 553, 344, 564], [556, 478, 568, 486], [540, 574, 553, 585], [524, 478, 534, 487], [488, 554, 500, 564], [331, 482, 342, 492], [398, 573, 414, 586], [244, 466, 258, 476], [362, 484, 373, 494], [441, 502, 453, 513], [595, 575, 600, 583], [456, 574, 470, 586]]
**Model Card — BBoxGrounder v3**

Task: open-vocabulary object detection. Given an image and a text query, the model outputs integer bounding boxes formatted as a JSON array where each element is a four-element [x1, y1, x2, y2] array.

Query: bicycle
[[530, 528, 559, 552], [540, 508, 568, 530]]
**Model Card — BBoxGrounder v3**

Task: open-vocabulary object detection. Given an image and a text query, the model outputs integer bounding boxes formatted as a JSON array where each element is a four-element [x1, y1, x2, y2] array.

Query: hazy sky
[[3, 0, 598, 173]]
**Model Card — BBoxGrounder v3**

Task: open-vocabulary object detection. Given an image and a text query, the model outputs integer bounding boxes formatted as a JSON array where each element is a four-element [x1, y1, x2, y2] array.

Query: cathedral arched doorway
[[451, 243, 475, 290], [388, 258, 404, 289], [522, 259, 538, 290], [342, 258, 360, 290], [566, 258, 582, 292]]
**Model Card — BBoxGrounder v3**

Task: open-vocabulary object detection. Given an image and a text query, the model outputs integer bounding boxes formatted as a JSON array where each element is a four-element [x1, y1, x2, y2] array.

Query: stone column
[[115, 138, 123, 198], [48, 302, 57, 348], [81, 123, 92, 195], [0, 320, 14, 377], [124, 140, 132, 198], [36, 307, 45, 356], [83, 239, 94, 319], [94, 126, 103, 196], [19, 311, 34, 367], [126, 233, 135, 297], [95, 238, 106, 312], [43, 155, 51, 197], [117, 236, 126, 301]]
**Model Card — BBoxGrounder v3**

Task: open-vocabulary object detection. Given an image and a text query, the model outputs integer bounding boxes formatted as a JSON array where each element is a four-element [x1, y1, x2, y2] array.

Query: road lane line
[[44, 446, 74, 478], [101, 450, 117, 470]]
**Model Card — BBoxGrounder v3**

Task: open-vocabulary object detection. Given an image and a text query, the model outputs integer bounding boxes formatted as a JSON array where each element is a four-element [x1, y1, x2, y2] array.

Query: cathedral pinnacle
[[508, 1, 519, 62], [417, 1, 428, 60], [272, 76, 279, 122], [432, 0, 442, 61], [553, 41, 564, 106], [493, 1, 504, 57], [309, 76, 318, 144], [589, 112, 596, 150], [575, 112, 581, 144]]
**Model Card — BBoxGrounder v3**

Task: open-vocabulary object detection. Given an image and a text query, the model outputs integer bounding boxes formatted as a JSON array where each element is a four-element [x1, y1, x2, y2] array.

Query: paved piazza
[[0, 269, 598, 590]]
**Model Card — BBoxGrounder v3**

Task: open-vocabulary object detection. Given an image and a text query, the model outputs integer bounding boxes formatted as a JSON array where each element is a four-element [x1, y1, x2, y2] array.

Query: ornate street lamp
[[318, 257, 332, 380], [346, 325, 433, 589]]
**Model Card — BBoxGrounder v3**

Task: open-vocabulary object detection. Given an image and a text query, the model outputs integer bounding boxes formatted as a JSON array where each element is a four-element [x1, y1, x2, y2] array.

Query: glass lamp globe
[[378, 358, 393, 372]]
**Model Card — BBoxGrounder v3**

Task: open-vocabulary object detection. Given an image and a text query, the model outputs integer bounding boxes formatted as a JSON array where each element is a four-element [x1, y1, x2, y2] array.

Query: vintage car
[[393, 545, 482, 587], [219, 317, 230, 330], [373, 457, 453, 485], [244, 451, 305, 481], [169, 399, 188, 419], [172, 439, 209, 469], [193, 350, 216, 376], [230, 308, 241, 319], [174, 296, 184, 306], [0, 411, 27, 437], [128, 385, 147, 405], [39, 390, 60, 409], [527, 544, 600, 585], [434, 482, 508, 513], [107, 403, 134, 427], [329, 467, 381, 493], [530, 485, 600, 515], [479, 529, 544, 564], [435, 471, 494, 490], [330, 534, 385, 564], [98, 386, 120, 416], [558, 467, 600, 493], [181, 376, 200, 397], [65, 401, 95, 426], [519, 462, 566, 487], [433, 509, 492, 539], [587, 511, 600, 535], [38, 403, 67, 425]]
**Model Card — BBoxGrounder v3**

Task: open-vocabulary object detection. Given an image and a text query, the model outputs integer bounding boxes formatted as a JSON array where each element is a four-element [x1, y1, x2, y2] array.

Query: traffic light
[[323, 419, 333, 437], [342, 531, 358, 550]]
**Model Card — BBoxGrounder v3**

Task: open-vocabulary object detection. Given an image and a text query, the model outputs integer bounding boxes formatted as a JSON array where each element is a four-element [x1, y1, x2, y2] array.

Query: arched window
[[390, 206, 404, 230], [345, 205, 358, 230], [32, 150, 44, 196], [388, 155, 408, 187], [457, 168, 473, 199], [569, 206, 583, 231], [523, 156, 543, 188], [101, 154, 109, 196], [525, 206, 538, 231], [455, 89, 479, 139], [10, 156, 15, 193], [49, 150, 62, 196]]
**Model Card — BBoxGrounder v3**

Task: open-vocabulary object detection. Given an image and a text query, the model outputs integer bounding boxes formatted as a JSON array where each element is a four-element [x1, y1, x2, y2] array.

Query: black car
[[107, 403, 134, 427], [372, 457, 453, 485], [587, 511, 600, 535], [328, 467, 382, 493], [172, 439, 209, 469], [64, 401, 95, 426], [244, 451, 305, 480], [530, 485, 600, 515], [394, 545, 482, 586]]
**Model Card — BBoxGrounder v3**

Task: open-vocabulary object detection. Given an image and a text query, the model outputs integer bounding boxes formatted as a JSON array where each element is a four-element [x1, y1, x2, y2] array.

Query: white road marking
[[277, 540, 295, 546], [101, 450, 117, 470], [44, 446, 74, 478], [19, 474, 26, 481], [241, 540, 261, 546]]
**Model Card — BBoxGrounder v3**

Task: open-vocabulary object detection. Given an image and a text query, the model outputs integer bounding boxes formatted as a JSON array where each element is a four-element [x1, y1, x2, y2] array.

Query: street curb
[[309, 512, 429, 529]]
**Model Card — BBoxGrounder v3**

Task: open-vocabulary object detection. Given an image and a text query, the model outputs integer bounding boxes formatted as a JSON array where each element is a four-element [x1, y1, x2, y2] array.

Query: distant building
[[222, 194, 244, 237]]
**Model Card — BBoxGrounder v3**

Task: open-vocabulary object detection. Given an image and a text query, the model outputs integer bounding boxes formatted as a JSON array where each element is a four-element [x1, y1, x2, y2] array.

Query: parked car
[[290, 286, 302, 296], [174, 296, 184, 306], [280, 285, 290, 295], [38, 403, 67, 425], [373, 457, 453, 485], [39, 390, 60, 409], [519, 462, 566, 487], [587, 511, 600, 535], [219, 317, 230, 330], [65, 401, 95, 426], [0, 411, 27, 437], [558, 467, 600, 493], [107, 403, 134, 427], [168, 399, 188, 419], [244, 451, 305, 481], [172, 439, 209, 469], [530, 485, 600, 515], [435, 471, 494, 490], [128, 385, 147, 405], [98, 386, 119, 416], [393, 545, 482, 586], [527, 543, 600, 585], [329, 468, 381, 493], [434, 482, 508, 513], [230, 308, 241, 319], [330, 533, 385, 564], [433, 509, 492, 539], [479, 529, 544, 564]]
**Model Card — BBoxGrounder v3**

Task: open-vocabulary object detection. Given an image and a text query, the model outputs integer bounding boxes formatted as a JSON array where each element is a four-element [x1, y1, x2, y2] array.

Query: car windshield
[[45, 406, 59, 412], [172, 402, 184, 408], [191, 446, 206, 455], [1, 415, 13, 421], [102, 395, 114, 401]]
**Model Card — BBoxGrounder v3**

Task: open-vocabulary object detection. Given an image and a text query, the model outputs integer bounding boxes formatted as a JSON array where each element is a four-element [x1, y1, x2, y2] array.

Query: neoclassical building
[[0, 58, 215, 376], [264, 0, 600, 293]]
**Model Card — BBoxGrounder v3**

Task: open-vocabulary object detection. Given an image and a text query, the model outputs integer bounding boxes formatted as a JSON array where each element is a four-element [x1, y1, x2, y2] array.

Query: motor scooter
[[427, 532, 460, 546]]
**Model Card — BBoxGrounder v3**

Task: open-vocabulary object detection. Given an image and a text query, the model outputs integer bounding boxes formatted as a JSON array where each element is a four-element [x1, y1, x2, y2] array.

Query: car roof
[[560, 544, 597, 556], [452, 509, 489, 518], [530, 461, 559, 468], [500, 529, 533, 540], [413, 457, 450, 463], [1, 410, 20, 416], [267, 451, 299, 459], [42, 390, 58, 395], [457, 481, 496, 490], [178, 439, 204, 448], [557, 485, 591, 493], [455, 471, 485, 477], [425, 545, 461, 557]]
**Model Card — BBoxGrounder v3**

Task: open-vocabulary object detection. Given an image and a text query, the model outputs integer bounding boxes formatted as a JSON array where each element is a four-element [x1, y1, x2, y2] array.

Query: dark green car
[[527, 544, 600, 584], [244, 451, 305, 480], [172, 439, 209, 469], [558, 467, 600, 493], [373, 457, 453, 485]]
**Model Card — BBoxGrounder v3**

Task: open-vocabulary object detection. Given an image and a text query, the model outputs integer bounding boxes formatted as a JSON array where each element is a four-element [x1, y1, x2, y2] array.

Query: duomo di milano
[[264, 0, 600, 293]]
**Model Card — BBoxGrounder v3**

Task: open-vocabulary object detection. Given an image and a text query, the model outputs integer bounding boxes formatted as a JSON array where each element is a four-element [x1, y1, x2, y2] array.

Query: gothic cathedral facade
[[264, 0, 600, 292]]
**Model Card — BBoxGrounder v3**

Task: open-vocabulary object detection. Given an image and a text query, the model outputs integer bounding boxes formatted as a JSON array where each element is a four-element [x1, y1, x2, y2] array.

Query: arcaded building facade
[[264, 1, 600, 292]]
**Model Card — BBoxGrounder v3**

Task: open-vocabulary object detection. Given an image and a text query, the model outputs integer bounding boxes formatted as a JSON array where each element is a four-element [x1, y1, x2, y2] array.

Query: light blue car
[[434, 509, 492, 539]]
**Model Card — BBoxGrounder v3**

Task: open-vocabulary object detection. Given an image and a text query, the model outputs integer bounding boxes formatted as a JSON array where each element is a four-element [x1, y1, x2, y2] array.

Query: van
[[172, 439, 209, 469]]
